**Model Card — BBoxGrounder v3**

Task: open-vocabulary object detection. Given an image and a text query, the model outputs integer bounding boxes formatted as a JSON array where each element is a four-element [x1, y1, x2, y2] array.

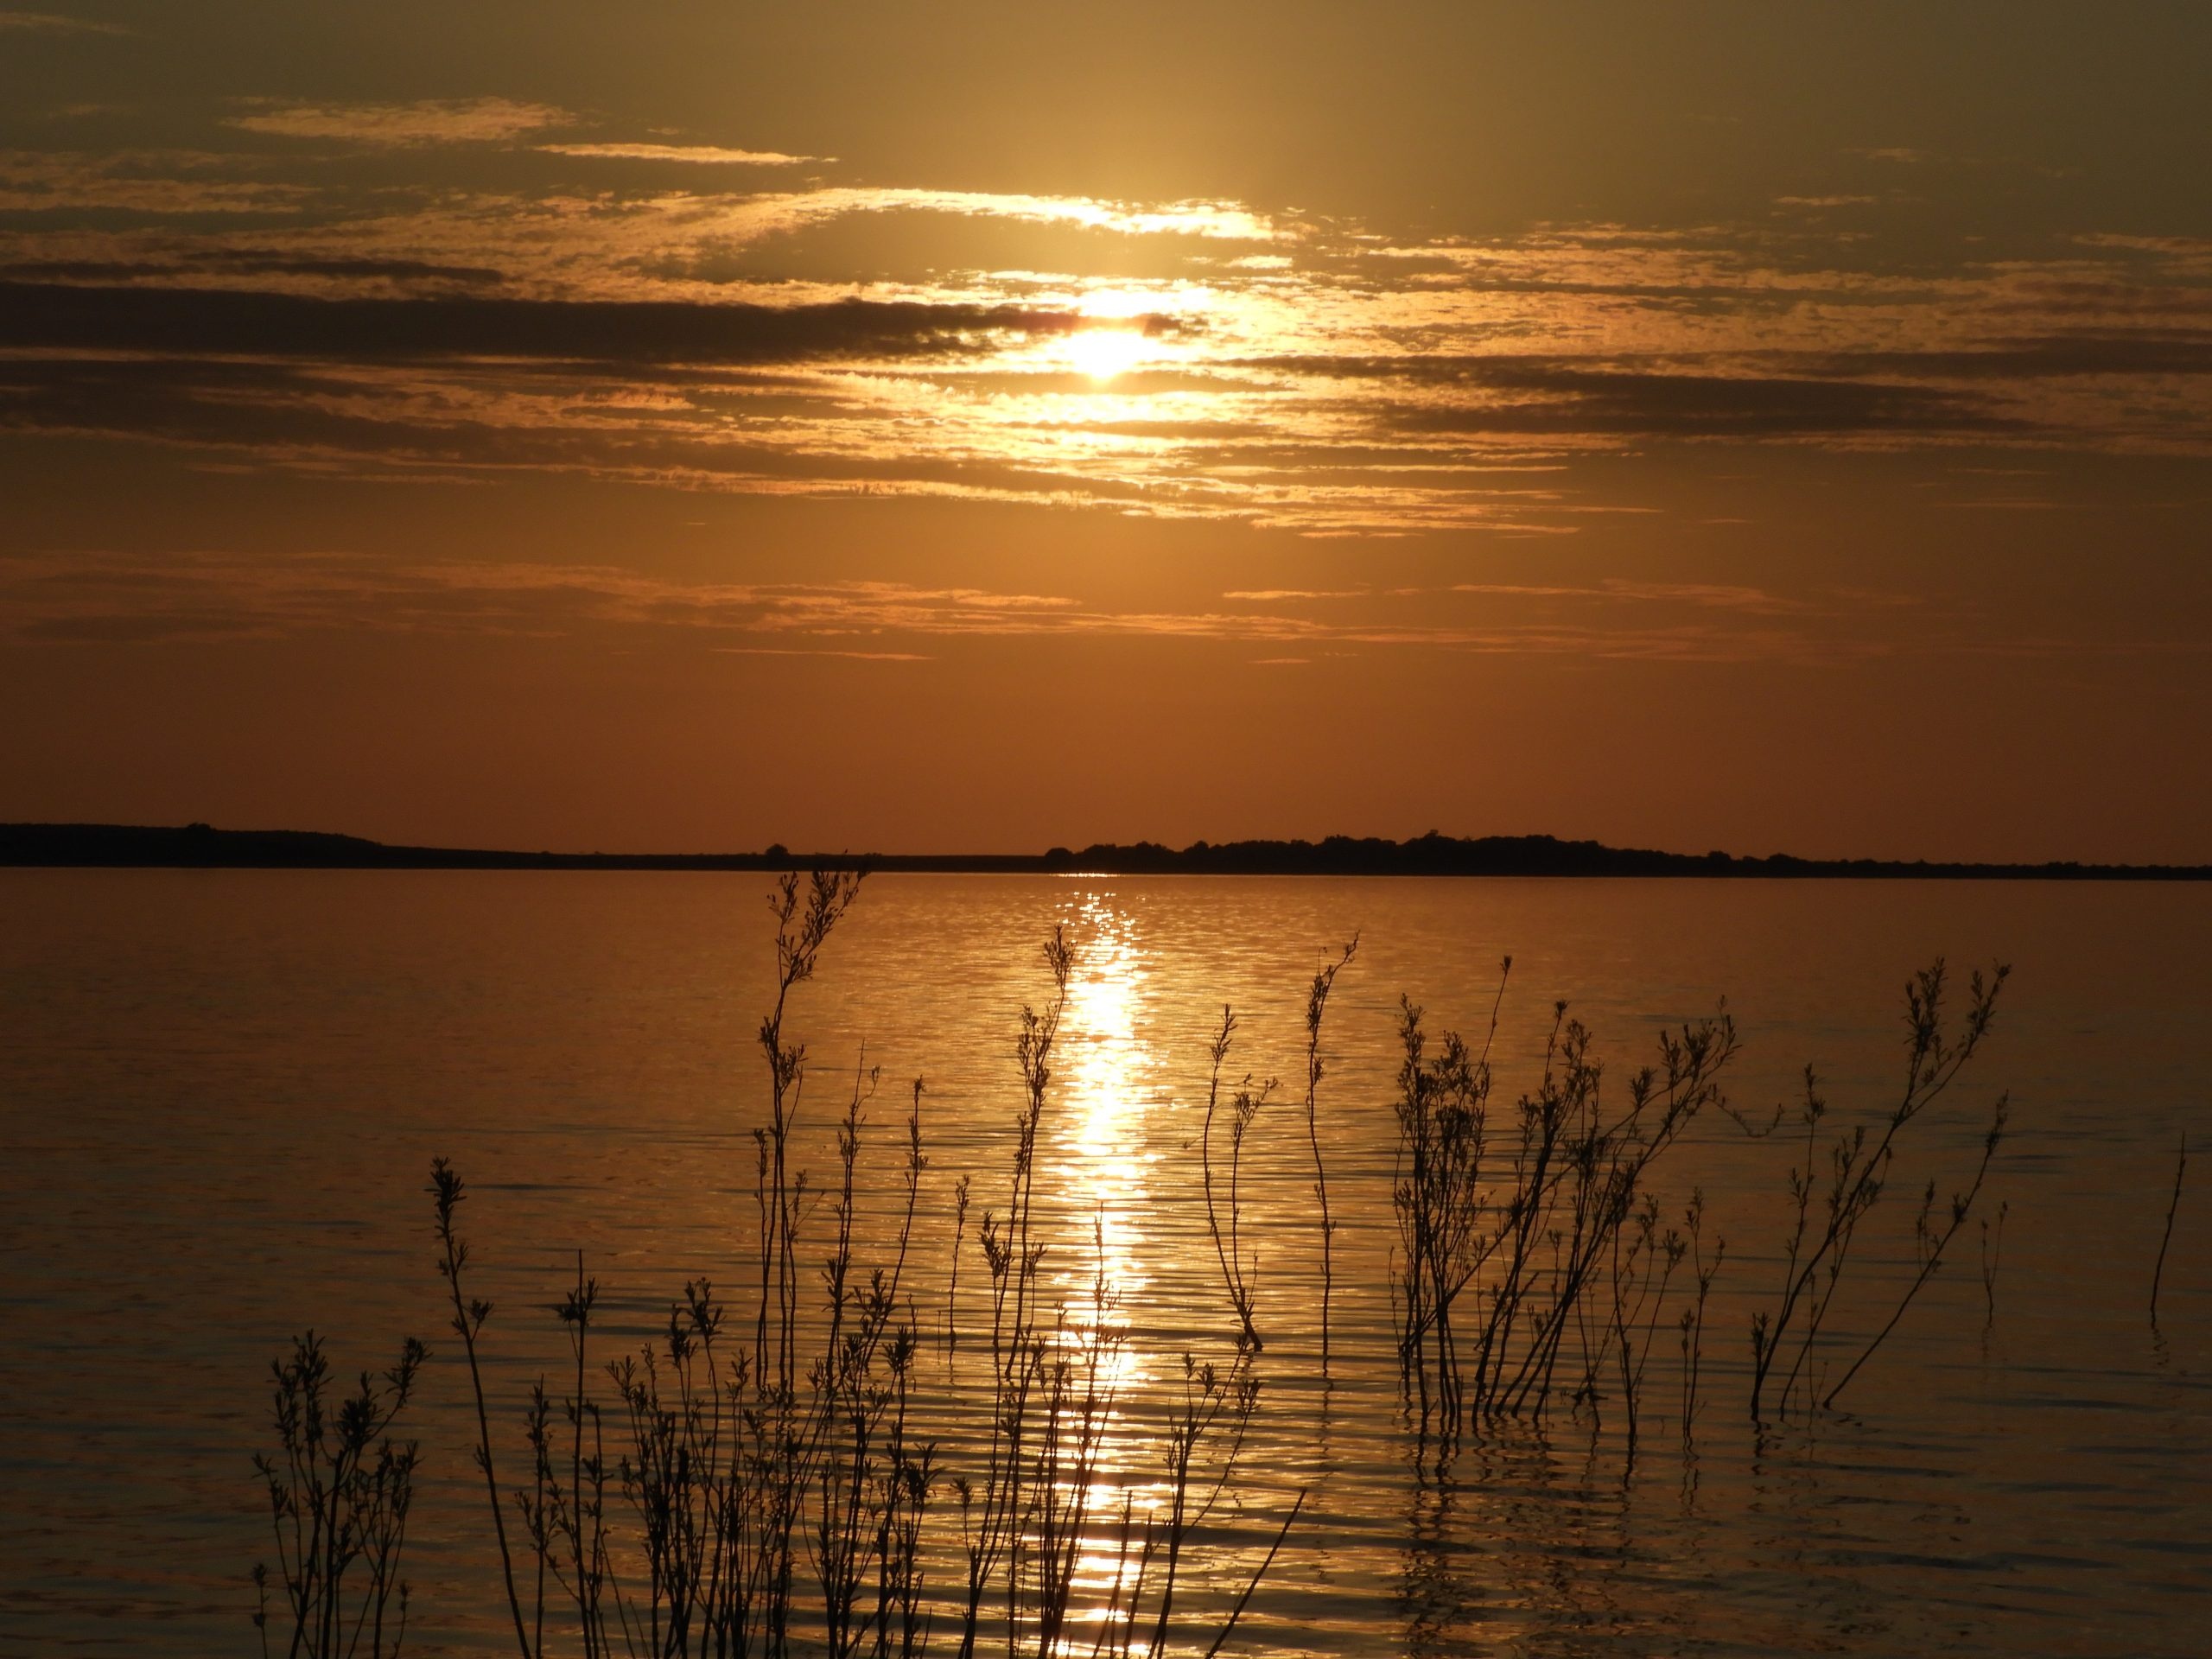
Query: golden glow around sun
[[1065, 326, 1149, 382]]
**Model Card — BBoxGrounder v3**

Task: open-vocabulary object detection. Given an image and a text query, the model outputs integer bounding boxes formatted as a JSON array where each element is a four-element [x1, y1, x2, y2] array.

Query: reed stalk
[[2152, 1133, 2188, 1323], [1677, 1191, 1723, 1448], [1199, 1006, 1272, 1352], [1304, 939, 1357, 1376], [430, 1160, 536, 1658], [1979, 1199, 2007, 1331]]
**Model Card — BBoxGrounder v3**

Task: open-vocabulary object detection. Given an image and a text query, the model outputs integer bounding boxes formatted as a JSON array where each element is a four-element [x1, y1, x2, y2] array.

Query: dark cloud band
[[0, 281, 1087, 365]]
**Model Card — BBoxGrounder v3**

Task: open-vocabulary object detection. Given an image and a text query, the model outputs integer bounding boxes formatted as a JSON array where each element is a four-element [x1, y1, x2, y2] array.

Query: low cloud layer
[[12, 550, 2196, 671]]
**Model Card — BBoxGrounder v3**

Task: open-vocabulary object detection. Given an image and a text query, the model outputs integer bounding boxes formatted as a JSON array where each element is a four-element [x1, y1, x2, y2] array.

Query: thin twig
[[1200, 1489, 1307, 1659], [2153, 1133, 2189, 1323]]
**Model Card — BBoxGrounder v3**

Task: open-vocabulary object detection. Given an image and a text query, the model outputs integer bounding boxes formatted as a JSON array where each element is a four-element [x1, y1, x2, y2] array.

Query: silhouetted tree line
[[3, 821, 2206, 879]]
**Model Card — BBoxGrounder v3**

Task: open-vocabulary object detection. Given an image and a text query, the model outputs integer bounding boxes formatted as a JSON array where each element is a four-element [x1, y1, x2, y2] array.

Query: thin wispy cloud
[[0, 149, 319, 215], [1222, 589, 1368, 601], [5, 554, 2144, 669], [715, 645, 931, 661], [540, 143, 825, 167], [227, 98, 569, 148], [1450, 580, 1817, 613], [0, 10, 128, 34]]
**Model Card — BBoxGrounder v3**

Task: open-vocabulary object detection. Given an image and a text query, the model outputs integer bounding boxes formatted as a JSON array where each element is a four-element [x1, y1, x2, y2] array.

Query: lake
[[2, 870, 2206, 1656]]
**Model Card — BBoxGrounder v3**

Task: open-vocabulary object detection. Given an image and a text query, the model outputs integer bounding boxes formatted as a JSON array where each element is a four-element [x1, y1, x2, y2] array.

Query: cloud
[[0, 149, 312, 213], [0, 10, 127, 34], [227, 98, 569, 148], [1280, 356, 2015, 441], [0, 252, 505, 288], [0, 280, 1090, 365], [539, 143, 823, 167], [1, 136, 2209, 531], [1798, 335, 2212, 379], [1450, 580, 1814, 614], [0, 556, 2049, 667], [715, 646, 930, 661], [702, 188, 1287, 247], [1395, 371, 2005, 441]]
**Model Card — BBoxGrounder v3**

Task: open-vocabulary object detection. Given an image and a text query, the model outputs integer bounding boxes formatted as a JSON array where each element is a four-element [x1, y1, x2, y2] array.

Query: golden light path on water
[[1048, 896, 1202, 1630], [1058, 895, 1159, 1332]]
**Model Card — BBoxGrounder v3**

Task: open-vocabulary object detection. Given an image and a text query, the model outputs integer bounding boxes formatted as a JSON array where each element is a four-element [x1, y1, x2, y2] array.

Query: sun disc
[[1066, 327, 1147, 382]]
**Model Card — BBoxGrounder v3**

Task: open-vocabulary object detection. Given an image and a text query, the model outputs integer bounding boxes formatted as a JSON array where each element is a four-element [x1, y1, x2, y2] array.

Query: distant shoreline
[[3, 823, 2207, 880]]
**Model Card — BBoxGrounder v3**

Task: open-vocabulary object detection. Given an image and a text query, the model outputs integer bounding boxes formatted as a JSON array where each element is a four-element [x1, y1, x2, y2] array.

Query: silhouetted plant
[[1603, 1192, 1686, 1462], [1745, 958, 2009, 1421], [430, 1158, 536, 1656], [1303, 939, 1357, 1375], [946, 1172, 971, 1358], [252, 1330, 426, 1659], [951, 926, 1071, 1656], [2152, 1133, 2188, 1324], [1389, 991, 1496, 1427], [1676, 1191, 1724, 1447], [1821, 1093, 2006, 1409], [257, 884, 2067, 1654], [1199, 1006, 1273, 1352], [1389, 963, 1735, 1441], [519, 1253, 610, 1656], [1979, 1199, 2007, 1331], [384, 898, 1299, 1659]]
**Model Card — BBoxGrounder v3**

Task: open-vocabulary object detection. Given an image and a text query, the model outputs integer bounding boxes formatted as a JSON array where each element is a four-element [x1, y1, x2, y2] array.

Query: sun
[[1065, 325, 1149, 382]]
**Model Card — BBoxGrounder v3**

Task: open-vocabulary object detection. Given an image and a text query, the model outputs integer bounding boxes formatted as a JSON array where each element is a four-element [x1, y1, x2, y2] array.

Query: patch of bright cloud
[[539, 143, 824, 166], [721, 188, 1287, 245]]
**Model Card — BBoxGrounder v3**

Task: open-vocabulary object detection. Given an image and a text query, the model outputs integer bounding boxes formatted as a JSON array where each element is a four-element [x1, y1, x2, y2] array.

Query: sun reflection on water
[[1041, 891, 1195, 1624], [1056, 895, 1157, 1341], [1022, 896, 1298, 1641]]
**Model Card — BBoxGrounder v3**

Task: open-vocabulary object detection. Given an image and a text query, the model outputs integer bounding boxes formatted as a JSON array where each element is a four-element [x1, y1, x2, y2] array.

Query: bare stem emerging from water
[[1306, 938, 1357, 1376], [2152, 1133, 2189, 1324]]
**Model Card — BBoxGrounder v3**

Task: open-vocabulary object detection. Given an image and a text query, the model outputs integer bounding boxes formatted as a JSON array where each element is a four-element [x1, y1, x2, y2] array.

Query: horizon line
[[2, 822, 2207, 881]]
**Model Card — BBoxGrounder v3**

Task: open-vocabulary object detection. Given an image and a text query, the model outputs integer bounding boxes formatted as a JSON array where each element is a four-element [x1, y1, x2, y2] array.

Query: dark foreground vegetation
[[251, 871, 2190, 1659], [253, 874, 1299, 1659], [10, 820, 2210, 879]]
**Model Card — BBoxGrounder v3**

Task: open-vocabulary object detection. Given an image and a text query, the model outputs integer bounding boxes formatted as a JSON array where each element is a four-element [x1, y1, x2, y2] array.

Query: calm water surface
[[3, 872, 2207, 1656]]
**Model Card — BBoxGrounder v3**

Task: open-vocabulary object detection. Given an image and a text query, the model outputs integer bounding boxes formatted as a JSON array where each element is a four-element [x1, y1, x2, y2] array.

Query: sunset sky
[[3, 2, 2207, 860]]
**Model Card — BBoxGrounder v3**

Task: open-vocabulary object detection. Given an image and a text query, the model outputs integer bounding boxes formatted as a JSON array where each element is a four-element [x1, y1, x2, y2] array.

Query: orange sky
[[2, 3, 2207, 860]]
